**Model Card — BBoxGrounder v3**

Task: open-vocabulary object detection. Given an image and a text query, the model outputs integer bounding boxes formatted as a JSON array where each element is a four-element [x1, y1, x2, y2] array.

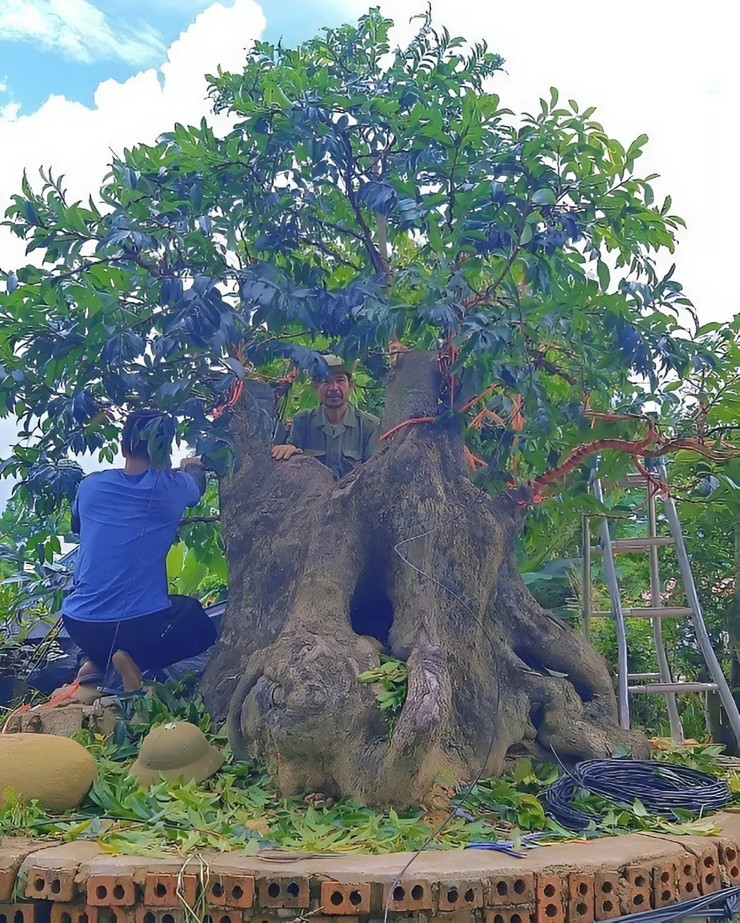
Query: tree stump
[[201, 351, 646, 807]]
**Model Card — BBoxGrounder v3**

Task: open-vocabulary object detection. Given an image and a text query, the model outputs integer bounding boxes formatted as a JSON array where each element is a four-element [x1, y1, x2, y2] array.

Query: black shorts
[[62, 595, 217, 674]]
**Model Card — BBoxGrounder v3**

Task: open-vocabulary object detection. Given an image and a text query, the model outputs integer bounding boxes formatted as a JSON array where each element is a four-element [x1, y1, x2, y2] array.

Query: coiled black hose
[[543, 759, 730, 830]]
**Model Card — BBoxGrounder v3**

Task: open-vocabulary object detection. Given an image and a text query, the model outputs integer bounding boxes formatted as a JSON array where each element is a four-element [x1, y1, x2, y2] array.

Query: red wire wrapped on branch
[[210, 348, 297, 420]]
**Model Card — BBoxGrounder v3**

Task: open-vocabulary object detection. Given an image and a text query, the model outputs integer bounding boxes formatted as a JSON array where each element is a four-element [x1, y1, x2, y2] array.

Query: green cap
[[312, 354, 355, 379], [129, 721, 224, 787]]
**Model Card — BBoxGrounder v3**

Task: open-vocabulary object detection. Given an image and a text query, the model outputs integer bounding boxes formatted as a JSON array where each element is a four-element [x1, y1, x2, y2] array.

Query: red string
[[632, 457, 670, 498], [463, 446, 488, 471], [380, 416, 436, 441], [212, 378, 243, 420], [1, 682, 85, 734]]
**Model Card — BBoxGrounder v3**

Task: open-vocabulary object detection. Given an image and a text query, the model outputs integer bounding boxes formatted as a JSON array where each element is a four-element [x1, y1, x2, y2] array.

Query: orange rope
[[632, 456, 670, 498], [211, 355, 298, 420], [40, 681, 83, 708], [1, 681, 87, 734], [469, 407, 506, 429], [212, 378, 243, 420], [380, 416, 436, 441], [463, 446, 488, 471], [511, 394, 524, 432], [460, 382, 500, 414]]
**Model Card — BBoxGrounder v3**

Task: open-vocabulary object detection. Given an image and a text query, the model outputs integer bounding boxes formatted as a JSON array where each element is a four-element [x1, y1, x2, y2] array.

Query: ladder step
[[591, 537, 675, 554], [628, 682, 718, 694], [616, 473, 649, 488], [591, 607, 694, 619], [628, 672, 662, 680]]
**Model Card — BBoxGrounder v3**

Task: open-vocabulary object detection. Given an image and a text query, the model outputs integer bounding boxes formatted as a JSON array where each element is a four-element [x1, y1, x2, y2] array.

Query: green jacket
[[288, 405, 381, 478]]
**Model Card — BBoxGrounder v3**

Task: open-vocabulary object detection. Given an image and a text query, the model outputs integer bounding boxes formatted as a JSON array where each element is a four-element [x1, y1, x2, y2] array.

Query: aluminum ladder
[[582, 457, 740, 747]]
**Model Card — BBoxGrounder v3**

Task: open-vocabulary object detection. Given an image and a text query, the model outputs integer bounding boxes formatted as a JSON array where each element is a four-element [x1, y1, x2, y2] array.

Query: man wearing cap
[[271, 356, 380, 479]]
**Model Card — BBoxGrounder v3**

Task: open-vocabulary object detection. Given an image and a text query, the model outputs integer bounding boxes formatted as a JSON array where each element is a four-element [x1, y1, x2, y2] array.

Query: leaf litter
[[0, 678, 731, 855]]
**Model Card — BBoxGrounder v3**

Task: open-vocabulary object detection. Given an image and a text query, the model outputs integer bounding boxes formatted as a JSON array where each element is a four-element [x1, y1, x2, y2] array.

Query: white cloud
[[0, 0, 265, 274], [0, 101, 20, 121], [339, 0, 738, 325], [0, 75, 20, 121], [0, 0, 166, 66]]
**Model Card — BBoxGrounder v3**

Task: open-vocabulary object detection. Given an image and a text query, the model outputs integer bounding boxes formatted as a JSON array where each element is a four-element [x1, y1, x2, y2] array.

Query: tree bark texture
[[201, 351, 647, 807]]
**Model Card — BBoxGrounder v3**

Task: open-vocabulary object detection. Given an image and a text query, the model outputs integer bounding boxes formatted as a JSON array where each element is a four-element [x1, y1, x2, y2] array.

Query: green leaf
[[531, 188, 556, 206]]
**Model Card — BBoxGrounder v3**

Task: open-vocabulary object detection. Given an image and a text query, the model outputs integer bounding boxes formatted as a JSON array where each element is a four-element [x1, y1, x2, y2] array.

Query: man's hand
[[271, 444, 302, 460], [179, 455, 206, 498], [180, 455, 203, 470]]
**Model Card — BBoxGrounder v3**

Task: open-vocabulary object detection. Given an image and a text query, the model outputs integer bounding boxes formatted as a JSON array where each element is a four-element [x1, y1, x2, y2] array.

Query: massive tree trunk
[[201, 351, 647, 807]]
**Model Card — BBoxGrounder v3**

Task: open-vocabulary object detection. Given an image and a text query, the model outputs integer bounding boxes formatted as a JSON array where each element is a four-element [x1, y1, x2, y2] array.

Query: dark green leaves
[[531, 188, 557, 206], [0, 5, 731, 554]]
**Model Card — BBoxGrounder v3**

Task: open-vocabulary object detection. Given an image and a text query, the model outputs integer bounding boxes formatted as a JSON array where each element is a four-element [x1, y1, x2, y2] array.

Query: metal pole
[[593, 477, 630, 729], [658, 460, 740, 747], [647, 479, 683, 744], [582, 515, 592, 641]]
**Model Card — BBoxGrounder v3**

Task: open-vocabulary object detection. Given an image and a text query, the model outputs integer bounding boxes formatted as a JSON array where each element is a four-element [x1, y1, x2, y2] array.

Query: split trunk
[[201, 351, 646, 807]]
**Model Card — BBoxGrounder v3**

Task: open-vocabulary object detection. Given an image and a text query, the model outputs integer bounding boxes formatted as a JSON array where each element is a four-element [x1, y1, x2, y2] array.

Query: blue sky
[[0, 0, 350, 116]]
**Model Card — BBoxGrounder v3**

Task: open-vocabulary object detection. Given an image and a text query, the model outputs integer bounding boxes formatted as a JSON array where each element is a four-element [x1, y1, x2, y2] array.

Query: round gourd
[[0, 733, 97, 811]]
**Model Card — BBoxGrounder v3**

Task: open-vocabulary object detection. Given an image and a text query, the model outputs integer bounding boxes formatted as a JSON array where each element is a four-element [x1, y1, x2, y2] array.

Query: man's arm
[[179, 456, 207, 499], [271, 412, 305, 460]]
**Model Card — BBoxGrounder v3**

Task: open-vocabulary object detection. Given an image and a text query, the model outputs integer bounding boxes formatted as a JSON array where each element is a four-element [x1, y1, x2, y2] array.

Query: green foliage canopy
[[0, 9, 721, 512]]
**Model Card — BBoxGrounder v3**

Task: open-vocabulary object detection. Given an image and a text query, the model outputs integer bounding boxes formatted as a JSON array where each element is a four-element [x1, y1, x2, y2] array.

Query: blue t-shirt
[[62, 469, 202, 622]]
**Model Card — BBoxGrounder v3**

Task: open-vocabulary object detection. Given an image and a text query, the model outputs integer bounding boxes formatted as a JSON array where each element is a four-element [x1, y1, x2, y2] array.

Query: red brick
[[652, 862, 676, 908], [24, 866, 77, 902], [593, 873, 619, 921], [0, 905, 35, 923], [134, 909, 185, 923], [535, 874, 564, 923], [87, 909, 135, 923], [0, 872, 15, 904], [676, 855, 699, 902], [205, 875, 254, 910], [720, 842, 740, 884], [488, 873, 535, 907], [256, 876, 309, 909], [87, 876, 137, 907], [698, 846, 720, 894], [437, 881, 483, 913], [382, 880, 433, 913], [319, 882, 371, 916], [202, 913, 245, 923], [485, 911, 535, 923], [621, 866, 651, 915], [430, 914, 477, 923], [50, 903, 90, 923], [143, 874, 197, 908], [567, 874, 594, 923], [303, 919, 359, 923]]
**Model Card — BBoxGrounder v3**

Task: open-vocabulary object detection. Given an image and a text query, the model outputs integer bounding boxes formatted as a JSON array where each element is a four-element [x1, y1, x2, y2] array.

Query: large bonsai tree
[[0, 10, 729, 805]]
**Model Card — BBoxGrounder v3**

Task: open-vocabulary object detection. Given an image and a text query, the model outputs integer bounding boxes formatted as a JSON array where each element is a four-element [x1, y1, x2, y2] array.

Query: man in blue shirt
[[62, 408, 216, 696]]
